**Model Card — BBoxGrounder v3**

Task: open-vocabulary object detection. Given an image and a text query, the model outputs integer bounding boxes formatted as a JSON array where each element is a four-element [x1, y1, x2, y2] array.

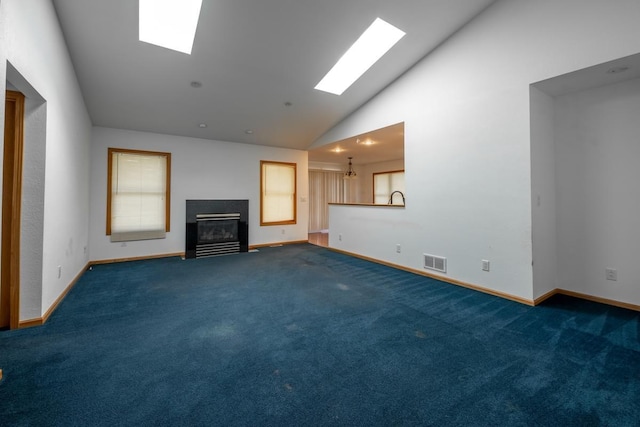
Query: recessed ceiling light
[[139, 0, 203, 55], [198, 123, 207, 128], [332, 147, 344, 153], [357, 139, 374, 146], [314, 18, 405, 96], [245, 130, 254, 134]]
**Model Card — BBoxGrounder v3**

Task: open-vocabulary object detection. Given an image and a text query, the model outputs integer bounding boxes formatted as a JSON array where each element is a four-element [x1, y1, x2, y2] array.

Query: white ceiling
[[52, 0, 497, 151]]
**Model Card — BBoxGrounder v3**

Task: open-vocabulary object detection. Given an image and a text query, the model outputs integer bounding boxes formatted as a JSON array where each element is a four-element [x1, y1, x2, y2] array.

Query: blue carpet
[[1, 244, 639, 426]]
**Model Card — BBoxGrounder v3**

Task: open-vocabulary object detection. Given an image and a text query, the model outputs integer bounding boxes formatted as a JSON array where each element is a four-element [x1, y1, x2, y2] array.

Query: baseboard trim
[[18, 252, 185, 329], [90, 252, 185, 265], [328, 248, 640, 312], [250, 240, 308, 250], [18, 248, 637, 330], [532, 288, 559, 305], [17, 317, 43, 328], [327, 247, 535, 306], [553, 289, 640, 312], [18, 261, 91, 329]]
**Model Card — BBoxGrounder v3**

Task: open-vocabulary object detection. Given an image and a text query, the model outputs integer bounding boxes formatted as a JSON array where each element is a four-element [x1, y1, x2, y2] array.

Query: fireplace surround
[[185, 200, 248, 258]]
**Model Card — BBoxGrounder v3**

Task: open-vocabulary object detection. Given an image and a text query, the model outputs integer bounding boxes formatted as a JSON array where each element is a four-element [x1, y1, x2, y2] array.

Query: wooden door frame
[[2, 90, 25, 329]]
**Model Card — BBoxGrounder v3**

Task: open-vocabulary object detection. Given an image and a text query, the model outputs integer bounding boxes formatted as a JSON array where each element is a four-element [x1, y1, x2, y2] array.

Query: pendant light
[[344, 157, 357, 179]]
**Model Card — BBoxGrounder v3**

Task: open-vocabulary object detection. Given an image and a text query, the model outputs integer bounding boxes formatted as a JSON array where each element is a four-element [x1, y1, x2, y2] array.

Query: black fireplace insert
[[186, 200, 248, 258]]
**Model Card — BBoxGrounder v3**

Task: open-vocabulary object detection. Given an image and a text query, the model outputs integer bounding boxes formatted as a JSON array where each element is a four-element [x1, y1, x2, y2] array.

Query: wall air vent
[[424, 253, 447, 273]]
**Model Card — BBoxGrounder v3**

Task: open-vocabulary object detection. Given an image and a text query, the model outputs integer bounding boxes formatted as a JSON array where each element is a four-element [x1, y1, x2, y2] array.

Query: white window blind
[[109, 149, 170, 242], [261, 161, 296, 225], [374, 171, 405, 204]]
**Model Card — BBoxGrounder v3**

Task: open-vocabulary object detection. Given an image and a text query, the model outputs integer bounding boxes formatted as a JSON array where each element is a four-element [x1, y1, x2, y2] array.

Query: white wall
[[1, 0, 92, 320], [554, 77, 640, 306], [19, 85, 47, 320], [318, 0, 640, 302], [90, 127, 309, 261], [530, 86, 557, 299]]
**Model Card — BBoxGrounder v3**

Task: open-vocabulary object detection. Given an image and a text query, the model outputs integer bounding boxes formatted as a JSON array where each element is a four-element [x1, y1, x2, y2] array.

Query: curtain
[[309, 170, 345, 232]]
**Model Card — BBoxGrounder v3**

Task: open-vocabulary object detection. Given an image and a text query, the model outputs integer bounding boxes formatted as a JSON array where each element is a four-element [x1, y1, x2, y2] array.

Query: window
[[373, 170, 405, 204], [260, 161, 296, 225], [107, 148, 171, 241]]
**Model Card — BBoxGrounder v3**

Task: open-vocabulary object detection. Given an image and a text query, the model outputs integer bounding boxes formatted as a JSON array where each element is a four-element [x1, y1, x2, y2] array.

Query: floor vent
[[424, 254, 447, 273]]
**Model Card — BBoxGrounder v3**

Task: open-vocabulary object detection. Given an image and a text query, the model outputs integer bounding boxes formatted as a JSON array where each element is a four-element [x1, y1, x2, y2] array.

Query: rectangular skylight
[[139, 0, 202, 55], [315, 18, 405, 95]]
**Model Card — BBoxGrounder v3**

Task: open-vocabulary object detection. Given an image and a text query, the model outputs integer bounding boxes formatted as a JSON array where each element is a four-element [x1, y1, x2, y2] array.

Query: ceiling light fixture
[[245, 130, 254, 134], [198, 123, 207, 128], [344, 157, 357, 179], [315, 18, 405, 95], [357, 138, 374, 145], [139, 0, 203, 55]]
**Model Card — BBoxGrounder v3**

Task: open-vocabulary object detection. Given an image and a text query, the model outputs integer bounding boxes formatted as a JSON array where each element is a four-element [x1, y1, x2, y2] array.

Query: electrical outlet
[[338, 234, 342, 241], [606, 268, 617, 281], [396, 244, 401, 253], [482, 260, 490, 272], [57, 265, 62, 279], [281, 229, 285, 235]]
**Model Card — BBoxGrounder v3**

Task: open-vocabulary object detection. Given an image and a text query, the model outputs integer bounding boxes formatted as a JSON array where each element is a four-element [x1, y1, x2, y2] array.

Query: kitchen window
[[373, 170, 405, 205]]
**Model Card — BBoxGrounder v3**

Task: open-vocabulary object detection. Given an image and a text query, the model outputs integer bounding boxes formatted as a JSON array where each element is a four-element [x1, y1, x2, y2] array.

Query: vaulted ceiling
[[52, 0, 496, 151]]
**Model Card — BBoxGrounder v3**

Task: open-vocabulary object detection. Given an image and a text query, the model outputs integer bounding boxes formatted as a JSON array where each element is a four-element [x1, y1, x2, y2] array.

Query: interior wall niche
[[6, 62, 47, 322], [530, 53, 640, 307]]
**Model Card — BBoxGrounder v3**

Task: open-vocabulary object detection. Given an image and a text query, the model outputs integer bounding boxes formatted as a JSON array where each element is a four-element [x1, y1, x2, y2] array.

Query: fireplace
[[186, 200, 248, 258], [195, 213, 240, 256]]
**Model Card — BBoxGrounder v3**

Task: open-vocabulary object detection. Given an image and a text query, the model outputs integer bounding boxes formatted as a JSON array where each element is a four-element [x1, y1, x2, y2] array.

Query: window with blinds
[[373, 170, 405, 204], [260, 161, 296, 225], [107, 148, 171, 242]]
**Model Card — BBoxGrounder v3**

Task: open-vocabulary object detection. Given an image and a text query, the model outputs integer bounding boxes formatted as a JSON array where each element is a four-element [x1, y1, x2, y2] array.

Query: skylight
[[139, 0, 203, 55], [315, 18, 406, 96]]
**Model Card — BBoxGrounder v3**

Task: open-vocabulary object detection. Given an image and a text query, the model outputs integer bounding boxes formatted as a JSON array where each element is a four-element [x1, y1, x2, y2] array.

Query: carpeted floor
[[1, 244, 639, 426]]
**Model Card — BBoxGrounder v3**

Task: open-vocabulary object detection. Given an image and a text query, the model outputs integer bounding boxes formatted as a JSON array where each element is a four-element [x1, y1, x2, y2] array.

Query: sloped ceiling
[[52, 0, 496, 150]]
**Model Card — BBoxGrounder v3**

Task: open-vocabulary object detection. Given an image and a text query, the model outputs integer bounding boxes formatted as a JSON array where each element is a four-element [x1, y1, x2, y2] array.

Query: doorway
[[1, 90, 25, 329]]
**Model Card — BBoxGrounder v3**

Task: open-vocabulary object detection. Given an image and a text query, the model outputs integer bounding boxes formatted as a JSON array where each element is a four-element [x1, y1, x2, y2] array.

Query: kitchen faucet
[[388, 190, 405, 205]]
